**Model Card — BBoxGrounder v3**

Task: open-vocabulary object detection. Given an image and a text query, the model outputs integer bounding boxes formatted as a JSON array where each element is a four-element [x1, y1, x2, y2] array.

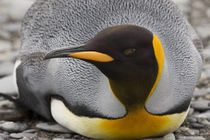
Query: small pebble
[[20, 137, 35, 140], [60, 134, 72, 138], [163, 133, 175, 140], [195, 111, 210, 119], [187, 117, 197, 123], [0, 15, 9, 24], [141, 137, 163, 140], [13, 38, 21, 50], [186, 128, 200, 135], [188, 108, 194, 116], [178, 126, 190, 132], [35, 122, 71, 133], [0, 62, 14, 77], [191, 100, 210, 111], [1, 22, 21, 33], [177, 136, 206, 140], [10, 132, 36, 139], [0, 30, 11, 40], [53, 138, 74, 140], [38, 138, 50, 140], [207, 8, 210, 18], [0, 136, 5, 140], [196, 25, 210, 39], [0, 121, 27, 132], [0, 51, 19, 62], [200, 119, 210, 127], [0, 100, 15, 109], [0, 41, 12, 53], [193, 88, 208, 98], [191, 123, 205, 129], [23, 129, 37, 133], [203, 48, 210, 62], [0, 109, 25, 121], [0, 0, 34, 20]]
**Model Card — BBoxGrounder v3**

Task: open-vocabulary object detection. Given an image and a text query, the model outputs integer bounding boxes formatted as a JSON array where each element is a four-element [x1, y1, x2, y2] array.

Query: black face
[[84, 25, 158, 80], [44, 25, 158, 81]]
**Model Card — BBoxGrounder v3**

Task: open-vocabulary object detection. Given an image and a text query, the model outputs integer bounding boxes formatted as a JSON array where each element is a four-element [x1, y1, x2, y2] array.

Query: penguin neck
[[109, 74, 157, 111]]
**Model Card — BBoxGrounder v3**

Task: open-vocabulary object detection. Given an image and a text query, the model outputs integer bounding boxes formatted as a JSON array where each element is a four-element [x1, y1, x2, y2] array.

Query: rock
[[163, 133, 175, 140], [203, 63, 210, 70], [21, 137, 36, 140], [0, 62, 14, 77], [172, 0, 191, 15], [52, 138, 74, 140], [0, 121, 27, 132], [0, 15, 9, 24], [0, 30, 11, 40], [0, 109, 26, 121], [192, 1, 205, 9], [0, 51, 19, 62], [37, 138, 50, 140], [0, 134, 7, 140], [191, 100, 210, 111], [13, 38, 21, 50], [196, 25, 210, 40], [35, 122, 71, 133], [0, 0, 34, 20], [193, 88, 208, 98], [23, 129, 37, 133], [2, 22, 21, 33], [187, 116, 197, 123], [194, 111, 210, 119], [188, 108, 194, 116], [200, 119, 210, 127], [203, 48, 210, 62], [0, 100, 15, 109], [177, 136, 206, 140], [207, 8, 210, 18], [191, 123, 205, 129], [60, 134, 72, 138], [0, 41, 12, 53], [0, 97, 4, 101], [205, 94, 210, 100], [199, 72, 208, 86], [0, 75, 19, 97], [187, 129, 200, 135], [177, 127, 200, 135], [0, 132, 9, 139], [0, 136, 4, 140], [10, 132, 36, 139]]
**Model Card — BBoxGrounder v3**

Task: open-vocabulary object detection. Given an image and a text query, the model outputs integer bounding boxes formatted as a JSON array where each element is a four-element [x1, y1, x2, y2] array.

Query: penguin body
[[2, 0, 203, 139]]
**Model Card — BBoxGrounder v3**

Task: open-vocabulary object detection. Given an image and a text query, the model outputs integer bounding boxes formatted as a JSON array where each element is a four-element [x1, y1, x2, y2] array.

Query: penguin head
[[45, 25, 163, 81]]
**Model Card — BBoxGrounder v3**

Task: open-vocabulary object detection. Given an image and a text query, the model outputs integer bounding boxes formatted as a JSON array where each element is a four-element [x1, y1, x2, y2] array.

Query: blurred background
[[0, 0, 209, 140]]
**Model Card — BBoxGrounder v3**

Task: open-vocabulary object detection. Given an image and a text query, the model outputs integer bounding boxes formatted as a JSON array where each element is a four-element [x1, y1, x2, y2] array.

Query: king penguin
[[0, 0, 203, 139]]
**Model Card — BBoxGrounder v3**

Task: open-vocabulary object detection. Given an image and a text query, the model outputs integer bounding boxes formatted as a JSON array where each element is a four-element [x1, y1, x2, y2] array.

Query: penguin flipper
[[0, 75, 19, 99]]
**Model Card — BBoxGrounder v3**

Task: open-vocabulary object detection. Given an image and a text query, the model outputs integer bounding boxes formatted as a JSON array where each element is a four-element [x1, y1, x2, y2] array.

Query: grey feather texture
[[17, 0, 203, 118]]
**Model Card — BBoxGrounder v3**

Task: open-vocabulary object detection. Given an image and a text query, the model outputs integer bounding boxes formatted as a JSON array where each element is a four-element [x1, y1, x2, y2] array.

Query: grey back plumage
[[18, 0, 203, 118]]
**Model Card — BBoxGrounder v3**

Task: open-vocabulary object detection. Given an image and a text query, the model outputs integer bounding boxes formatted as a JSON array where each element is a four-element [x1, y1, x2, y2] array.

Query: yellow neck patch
[[145, 34, 165, 102]]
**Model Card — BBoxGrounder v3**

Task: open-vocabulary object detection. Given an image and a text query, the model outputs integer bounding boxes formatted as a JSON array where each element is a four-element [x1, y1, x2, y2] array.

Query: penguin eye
[[123, 48, 136, 56]]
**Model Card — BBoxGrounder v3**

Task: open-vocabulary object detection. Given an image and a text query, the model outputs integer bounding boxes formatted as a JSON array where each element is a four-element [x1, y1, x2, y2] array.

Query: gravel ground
[[0, 0, 210, 140]]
